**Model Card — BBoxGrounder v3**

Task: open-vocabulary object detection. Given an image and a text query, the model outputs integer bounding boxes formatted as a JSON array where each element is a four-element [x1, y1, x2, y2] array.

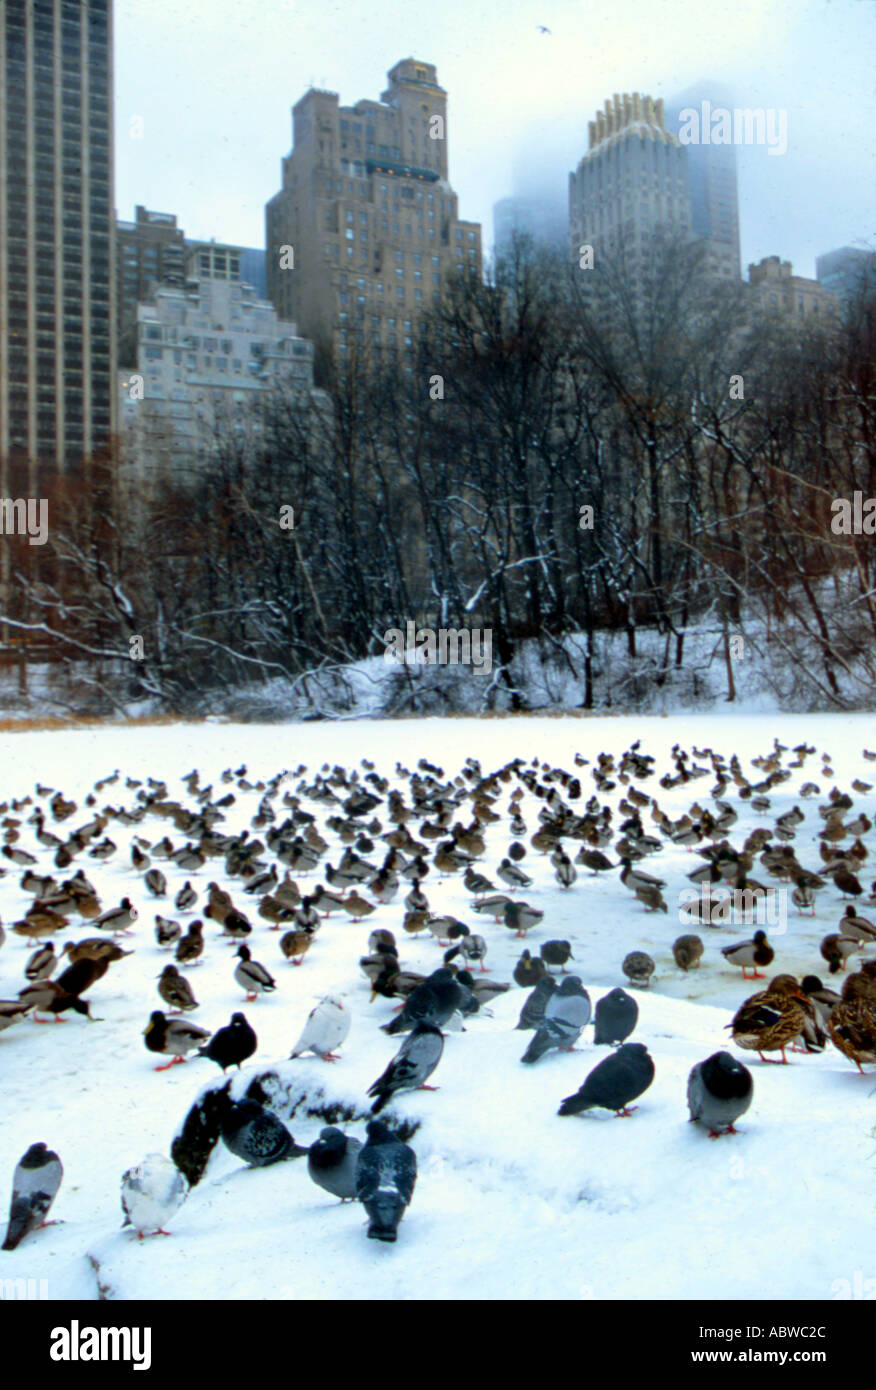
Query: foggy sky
[[115, 0, 875, 278]]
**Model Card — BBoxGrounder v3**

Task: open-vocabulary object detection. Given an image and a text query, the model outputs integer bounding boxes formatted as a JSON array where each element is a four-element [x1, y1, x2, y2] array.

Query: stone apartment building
[[265, 58, 481, 364], [119, 241, 314, 480], [747, 256, 837, 322]]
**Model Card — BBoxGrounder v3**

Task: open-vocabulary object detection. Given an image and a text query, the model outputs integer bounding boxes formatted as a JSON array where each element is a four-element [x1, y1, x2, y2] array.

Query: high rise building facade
[[117, 206, 186, 366], [0, 0, 117, 490], [265, 58, 481, 362], [816, 246, 876, 306], [665, 86, 741, 280], [569, 93, 690, 290], [493, 195, 567, 258]]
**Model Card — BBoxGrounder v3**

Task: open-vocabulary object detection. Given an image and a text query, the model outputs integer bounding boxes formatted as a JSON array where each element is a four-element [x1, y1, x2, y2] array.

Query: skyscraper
[[265, 58, 481, 363], [0, 0, 117, 494], [493, 195, 567, 259], [665, 85, 741, 280], [816, 246, 876, 306], [569, 93, 690, 293]]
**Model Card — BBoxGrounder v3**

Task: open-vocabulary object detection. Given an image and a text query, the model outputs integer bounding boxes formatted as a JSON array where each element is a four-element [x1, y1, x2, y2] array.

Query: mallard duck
[[61, 939, 131, 965], [279, 928, 313, 965], [175, 920, 204, 966], [473, 893, 512, 922], [820, 933, 858, 974], [721, 930, 774, 980], [513, 950, 547, 988], [503, 902, 543, 938], [24, 941, 57, 981], [157, 964, 199, 1013], [204, 882, 233, 924], [234, 944, 276, 999], [155, 916, 181, 949], [95, 898, 137, 935], [12, 907, 68, 942], [839, 906, 876, 946], [673, 934, 704, 971], [726, 975, 809, 1064], [18, 979, 92, 1022], [144, 868, 167, 898], [540, 939, 573, 972], [800, 975, 840, 1030], [496, 859, 532, 890], [220, 908, 252, 942], [635, 883, 668, 912], [174, 880, 198, 913], [623, 951, 655, 988], [143, 1010, 210, 1071], [827, 972, 876, 1071], [554, 850, 577, 890]]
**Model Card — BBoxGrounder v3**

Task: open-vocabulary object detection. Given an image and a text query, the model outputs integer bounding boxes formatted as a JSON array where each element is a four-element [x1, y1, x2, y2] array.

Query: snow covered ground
[[0, 713, 874, 1301]]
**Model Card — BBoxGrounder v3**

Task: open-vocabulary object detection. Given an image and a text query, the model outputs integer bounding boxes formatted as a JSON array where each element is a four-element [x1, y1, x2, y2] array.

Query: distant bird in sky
[[537, 25, 551, 34]]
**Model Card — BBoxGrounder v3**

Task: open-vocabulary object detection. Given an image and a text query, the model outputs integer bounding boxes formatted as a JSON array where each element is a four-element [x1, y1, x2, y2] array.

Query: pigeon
[[593, 987, 639, 1045], [121, 1153, 187, 1237], [558, 1042, 655, 1117], [289, 995, 350, 1061], [520, 976, 591, 1064], [382, 966, 464, 1035], [2, 1142, 63, 1250], [198, 1012, 257, 1071], [307, 1127, 362, 1201], [515, 974, 557, 1030], [220, 1099, 308, 1167], [367, 1022, 444, 1114], [687, 1051, 753, 1138], [355, 1119, 417, 1243]]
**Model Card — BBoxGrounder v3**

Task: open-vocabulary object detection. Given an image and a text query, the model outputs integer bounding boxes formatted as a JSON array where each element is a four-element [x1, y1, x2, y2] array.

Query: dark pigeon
[[355, 1119, 417, 1243], [3, 1142, 63, 1250], [368, 1022, 444, 1114], [687, 1051, 753, 1137], [220, 1099, 307, 1166], [593, 987, 639, 1045], [558, 1042, 654, 1117], [521, 976, 591, 1064], [515, 975, 557, 1030], [382, 966, 463, 1035], [198, 1011, 257, 1071], [307, 1127, 363, 1201]]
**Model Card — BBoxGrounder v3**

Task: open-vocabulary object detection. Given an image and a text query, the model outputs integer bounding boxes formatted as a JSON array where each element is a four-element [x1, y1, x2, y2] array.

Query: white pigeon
[[289, 995, 350, 1061], [121, 1153, 187, 1238]]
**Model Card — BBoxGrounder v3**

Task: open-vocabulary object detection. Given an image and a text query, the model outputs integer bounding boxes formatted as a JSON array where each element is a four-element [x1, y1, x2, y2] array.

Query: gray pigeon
[[368, 1022, 444, 1114], [307, 1126, 363, 1201], [382, 966, 463, 1035], [355, 1119, 417, 1243], [558, 1042, 654, 1116], [593, 987, 639, 1045], [515, 974, 557, 1030], [2, 1142, 63, 1250], [520, 976, 591, 1064], [220, 1099, 308, 1166], [687, 1051, 753, 1137]]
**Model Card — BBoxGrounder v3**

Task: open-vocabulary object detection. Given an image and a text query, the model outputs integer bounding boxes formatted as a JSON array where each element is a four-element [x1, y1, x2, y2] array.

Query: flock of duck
[[2, 735, 876, 1246]]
